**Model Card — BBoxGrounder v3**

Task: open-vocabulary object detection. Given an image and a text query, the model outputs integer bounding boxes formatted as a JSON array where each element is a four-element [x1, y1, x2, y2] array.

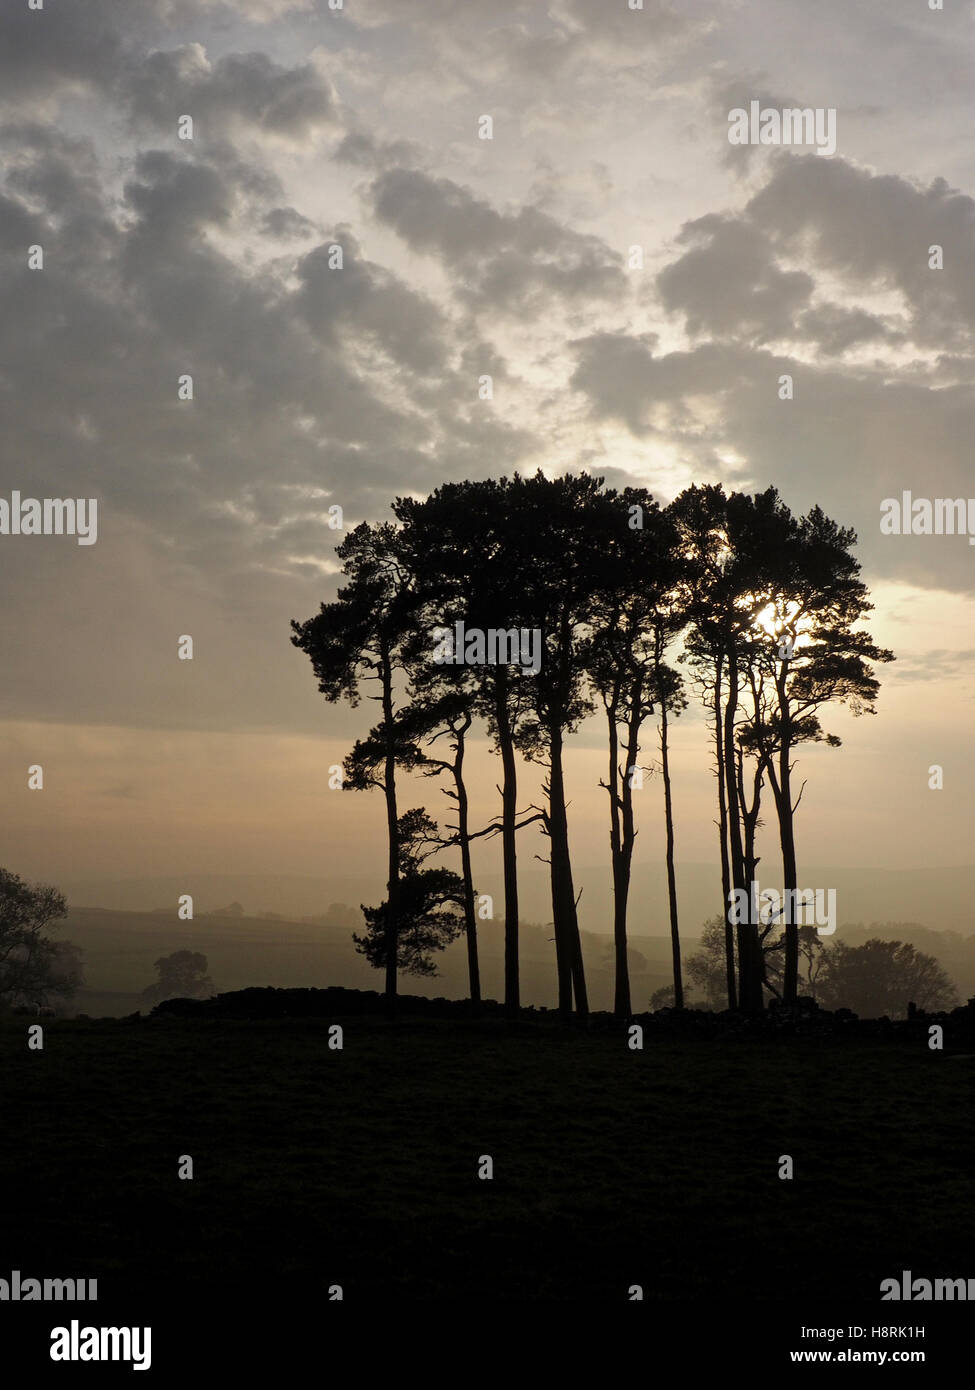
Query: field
[[4, 1010, 974, 1312]]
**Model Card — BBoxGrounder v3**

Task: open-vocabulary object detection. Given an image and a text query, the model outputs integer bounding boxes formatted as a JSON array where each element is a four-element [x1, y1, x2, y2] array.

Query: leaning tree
[[291, 521, 418, 1012]]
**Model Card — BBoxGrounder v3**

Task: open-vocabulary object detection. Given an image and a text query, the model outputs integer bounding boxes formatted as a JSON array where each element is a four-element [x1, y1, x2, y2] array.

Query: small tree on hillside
[[814, 939, 957, 1018], [141, 951, 214, 1007], [685, 914, 824, 1009], [685, 917, 731, 1011]]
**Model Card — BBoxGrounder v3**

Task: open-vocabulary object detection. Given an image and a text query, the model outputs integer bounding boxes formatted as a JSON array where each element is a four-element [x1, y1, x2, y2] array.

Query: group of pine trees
[[292, 471, 893, 1020]]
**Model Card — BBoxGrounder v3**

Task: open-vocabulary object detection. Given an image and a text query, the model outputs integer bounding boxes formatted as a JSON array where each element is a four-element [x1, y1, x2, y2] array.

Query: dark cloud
[[295, 227, 448, 373], [333, 130, 426, 172], [259, 206, 319, 240], [5, 0, 975, 746], [120, 47, 337, 138], [657, 213, 814, 343], [0, 106, 548, 731], [796, 303, 902, 356], [569, 332, 662, 435], [371, 167, 626, 313], [0, 2, 126, 105], [570, 327, 975, 597], [746, 156, 975, 349], [652, 153, 975, 360]]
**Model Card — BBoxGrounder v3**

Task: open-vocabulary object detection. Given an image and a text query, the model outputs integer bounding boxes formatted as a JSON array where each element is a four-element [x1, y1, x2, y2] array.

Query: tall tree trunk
[[659, 695, 683, 1009], [762, 667, 800, 1005], [494, 674, 520, 1017], [380, 647, 399, 1016], [723, 654, 762, 1012], [606, 681, 640, 1018], [776, 729, 799, 1004], [739, 749, 763, 888], [616, 694, 642, 1016], [453, 727, 480, 1015], [548, 725, 588, 1020], [713, 659, 737, 1010], [605, 693, 630, 1017]]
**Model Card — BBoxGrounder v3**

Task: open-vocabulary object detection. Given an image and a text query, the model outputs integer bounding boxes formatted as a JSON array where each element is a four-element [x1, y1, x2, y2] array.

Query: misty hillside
[[55, 862, 975, 1018], [60, 905, 669, 1017], [59, 862, 975, 938], [59, 903, 975, 1018]]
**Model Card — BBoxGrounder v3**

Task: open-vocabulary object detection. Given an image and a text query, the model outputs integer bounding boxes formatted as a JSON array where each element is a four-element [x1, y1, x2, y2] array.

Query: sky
[[2, 0, 975, 903]]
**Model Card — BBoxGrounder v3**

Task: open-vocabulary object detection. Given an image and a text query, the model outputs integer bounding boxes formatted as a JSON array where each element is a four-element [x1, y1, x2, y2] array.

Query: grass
[[3, 1013, 974, 1303]]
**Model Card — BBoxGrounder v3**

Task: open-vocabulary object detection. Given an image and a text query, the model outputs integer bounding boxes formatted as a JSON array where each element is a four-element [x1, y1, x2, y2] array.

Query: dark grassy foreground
[[3, 1007, 974, 1310]]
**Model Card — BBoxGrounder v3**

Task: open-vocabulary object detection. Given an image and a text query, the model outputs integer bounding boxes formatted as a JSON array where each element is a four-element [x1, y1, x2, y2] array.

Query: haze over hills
[[60, 861, 975, 937], [62, 905, 647, 1018], [54, 861, 975, 1018]]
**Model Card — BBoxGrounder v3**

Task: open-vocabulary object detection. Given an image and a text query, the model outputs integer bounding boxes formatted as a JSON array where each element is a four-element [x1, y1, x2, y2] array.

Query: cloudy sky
[[2, 0, 974, 905]]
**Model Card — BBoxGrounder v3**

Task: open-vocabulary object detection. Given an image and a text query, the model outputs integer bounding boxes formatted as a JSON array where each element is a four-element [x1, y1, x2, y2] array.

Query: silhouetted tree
[[395, 693, 482, 1011], [141, 950, 214, 1007], [513, 471, 635, 1020], [685, 917, 731, 1010], [0, 868, 81, 1011], [686, 913, 824, 1008], [672, 485, 768, 1011], [354, 809, 465, 976], [394, 478, 537, 1016], [743, 502, 894, 1002], [292, 521, 417, 1013], [591, 490, 688, 1016], [295, 471, 895, 1026], [654, 637, 689, 1011], [814, 939, 956, 1018], [684, 647, 738, 1009], [759, 921, 825, 1000]]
